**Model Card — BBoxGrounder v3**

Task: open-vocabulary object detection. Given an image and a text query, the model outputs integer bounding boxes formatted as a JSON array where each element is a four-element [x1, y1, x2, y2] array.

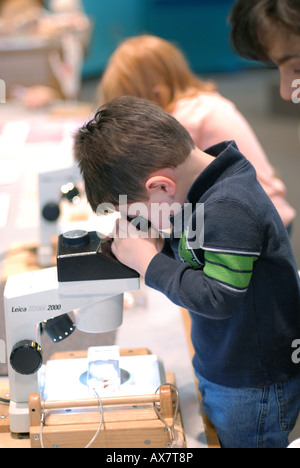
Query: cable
[[84, 387, 104, 449], [39, 388, 104, 449], [0, 397, 10, 404], [39, 411, 46, 449], [153, 383, 184, 448]]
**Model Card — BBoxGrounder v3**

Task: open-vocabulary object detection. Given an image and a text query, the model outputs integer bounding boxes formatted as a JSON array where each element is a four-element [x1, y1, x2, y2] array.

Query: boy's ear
[[145, 176, 177, 196]]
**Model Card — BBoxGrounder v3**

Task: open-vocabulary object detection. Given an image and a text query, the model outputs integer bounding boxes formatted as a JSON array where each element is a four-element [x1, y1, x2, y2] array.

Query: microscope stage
[[43, 354, 165, 401]]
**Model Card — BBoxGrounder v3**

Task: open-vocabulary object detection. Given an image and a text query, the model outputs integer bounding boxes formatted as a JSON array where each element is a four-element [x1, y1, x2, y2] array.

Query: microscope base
[[8, 401, 30, 435]]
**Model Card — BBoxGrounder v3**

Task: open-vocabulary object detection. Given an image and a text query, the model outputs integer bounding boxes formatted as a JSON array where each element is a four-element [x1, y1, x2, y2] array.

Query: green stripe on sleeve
[[204, 251, 258, 289]]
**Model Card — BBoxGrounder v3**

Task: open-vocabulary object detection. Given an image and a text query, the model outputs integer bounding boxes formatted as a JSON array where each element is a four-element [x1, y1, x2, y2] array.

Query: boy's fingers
[[109, 217, 131, 239], [110, 239, 117, 255]]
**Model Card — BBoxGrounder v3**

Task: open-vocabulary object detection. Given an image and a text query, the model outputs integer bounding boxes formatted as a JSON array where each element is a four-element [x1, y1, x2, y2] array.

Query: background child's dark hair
[[74, 96, 195, 211], [229, 0, 300, 62]]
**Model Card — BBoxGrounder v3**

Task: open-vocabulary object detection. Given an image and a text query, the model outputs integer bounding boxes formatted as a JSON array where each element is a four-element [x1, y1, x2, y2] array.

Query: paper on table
[[0, 161, 23, 185], [26, 122, 65, 143]]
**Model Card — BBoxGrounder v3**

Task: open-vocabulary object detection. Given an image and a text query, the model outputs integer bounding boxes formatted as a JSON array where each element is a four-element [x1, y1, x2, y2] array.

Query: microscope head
[[57, 230, 139, 333], [57, 230, 139, 283]]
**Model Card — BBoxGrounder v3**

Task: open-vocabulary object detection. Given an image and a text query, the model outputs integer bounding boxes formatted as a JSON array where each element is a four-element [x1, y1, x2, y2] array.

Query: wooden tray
[[29, 348, 186, 449]]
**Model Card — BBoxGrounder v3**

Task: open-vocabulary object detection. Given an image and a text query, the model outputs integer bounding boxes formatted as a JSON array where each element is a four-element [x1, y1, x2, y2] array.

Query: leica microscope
[[4, 230, 140, 433]]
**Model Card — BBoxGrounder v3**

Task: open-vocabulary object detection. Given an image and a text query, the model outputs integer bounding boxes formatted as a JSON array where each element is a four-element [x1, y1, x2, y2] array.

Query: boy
[[74, 96, 300, 448], [229, 0, 300, 103]]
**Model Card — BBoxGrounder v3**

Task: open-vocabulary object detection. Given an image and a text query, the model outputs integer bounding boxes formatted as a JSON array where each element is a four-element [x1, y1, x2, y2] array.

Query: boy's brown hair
[[74, 96, 195, 212], [229, 0, 300, 62]]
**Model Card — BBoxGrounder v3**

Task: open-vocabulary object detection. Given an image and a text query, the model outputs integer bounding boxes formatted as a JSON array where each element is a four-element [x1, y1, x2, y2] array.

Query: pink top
[[171, 92, 296, 227]]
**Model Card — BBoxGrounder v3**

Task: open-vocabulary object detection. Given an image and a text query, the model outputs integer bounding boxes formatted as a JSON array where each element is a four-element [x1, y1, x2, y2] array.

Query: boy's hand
[[109, 218, 160, 276]]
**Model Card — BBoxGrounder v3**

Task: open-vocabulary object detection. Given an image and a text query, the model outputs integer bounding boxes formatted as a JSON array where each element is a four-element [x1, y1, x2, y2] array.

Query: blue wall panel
[[144, 0, 244, 73], [81, 0, 252, 77], [82, 0, 147, 77]]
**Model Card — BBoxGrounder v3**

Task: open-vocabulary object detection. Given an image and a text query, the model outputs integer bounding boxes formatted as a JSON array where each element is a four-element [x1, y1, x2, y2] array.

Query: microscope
[[4, 230, 140, 434], [38, 163, 83, 267]]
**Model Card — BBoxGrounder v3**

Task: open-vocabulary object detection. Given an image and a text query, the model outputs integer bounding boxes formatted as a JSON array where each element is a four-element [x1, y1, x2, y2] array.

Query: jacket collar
[[187, 140, 250, 205]]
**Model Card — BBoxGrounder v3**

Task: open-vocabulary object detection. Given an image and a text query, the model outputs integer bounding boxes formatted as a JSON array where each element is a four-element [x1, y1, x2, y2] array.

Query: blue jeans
[[195, 371, 300, 448]]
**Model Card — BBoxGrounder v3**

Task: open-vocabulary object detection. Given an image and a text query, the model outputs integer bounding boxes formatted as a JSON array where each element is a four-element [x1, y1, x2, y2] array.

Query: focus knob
[[42, 202, 60, 222], [10, 340, 43, 375]]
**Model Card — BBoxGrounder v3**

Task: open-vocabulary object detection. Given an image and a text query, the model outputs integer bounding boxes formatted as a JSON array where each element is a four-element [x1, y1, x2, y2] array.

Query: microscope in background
[[38, 162, 85, 267]]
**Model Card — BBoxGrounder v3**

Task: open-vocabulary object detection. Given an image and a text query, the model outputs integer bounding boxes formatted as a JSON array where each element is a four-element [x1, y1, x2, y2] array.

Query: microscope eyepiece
[[62, 230, 90, 248]]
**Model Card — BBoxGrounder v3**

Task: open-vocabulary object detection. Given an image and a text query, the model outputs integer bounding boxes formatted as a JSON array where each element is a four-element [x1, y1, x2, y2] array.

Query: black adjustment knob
[[10, 340, 43, 375], [63, 230, 90, 248], [61, 183, 80, 203], [42, 314, 76, 343], [42, 202, 60, 222]]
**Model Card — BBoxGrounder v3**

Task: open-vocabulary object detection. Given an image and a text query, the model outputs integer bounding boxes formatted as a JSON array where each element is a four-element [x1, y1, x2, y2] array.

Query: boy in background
[[230, 0, 300, 103]]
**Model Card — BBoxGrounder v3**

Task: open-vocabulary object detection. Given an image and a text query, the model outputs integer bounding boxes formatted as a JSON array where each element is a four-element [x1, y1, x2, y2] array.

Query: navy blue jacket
[[145, 141, 300, 388]]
